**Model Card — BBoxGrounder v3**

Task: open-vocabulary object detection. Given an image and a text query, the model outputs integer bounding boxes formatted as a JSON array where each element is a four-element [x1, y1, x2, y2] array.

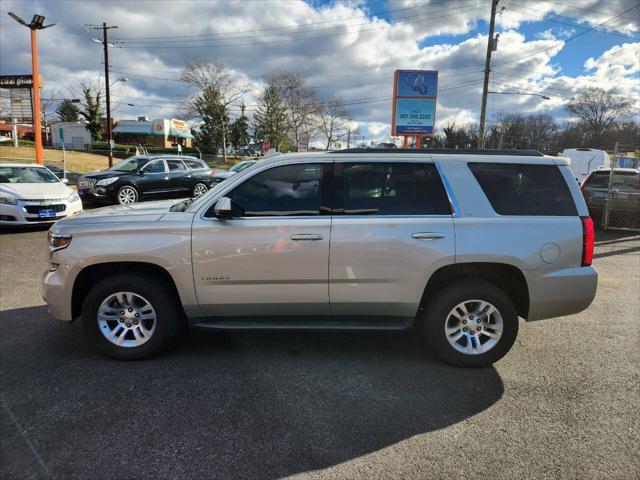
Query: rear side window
[[469, 163, 577, 216], [167, 160, 186, 171], [337, 162, 451, 215], [185, 160, 205, 169]]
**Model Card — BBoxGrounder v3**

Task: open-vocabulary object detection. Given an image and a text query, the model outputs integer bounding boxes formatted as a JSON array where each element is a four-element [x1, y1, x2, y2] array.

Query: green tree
[[55, 99, 80, 122], [229, 103, 250, 150], [192, 85, 229, 151], [79, 86, 103, 141], [253, 79, 289, 152]]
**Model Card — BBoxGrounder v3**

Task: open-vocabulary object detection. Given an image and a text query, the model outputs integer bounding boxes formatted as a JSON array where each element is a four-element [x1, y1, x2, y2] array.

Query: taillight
[[581, 216, 594, 266]]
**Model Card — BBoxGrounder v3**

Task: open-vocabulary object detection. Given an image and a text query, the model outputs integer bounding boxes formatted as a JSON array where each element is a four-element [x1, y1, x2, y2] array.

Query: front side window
[[469, 163, 577, 216], [612, 172, 640, 192], [143, 160, 166, 173], [338, 162, 450, 215], [167, 160, 187, 171], [222, 164, 327, 217]]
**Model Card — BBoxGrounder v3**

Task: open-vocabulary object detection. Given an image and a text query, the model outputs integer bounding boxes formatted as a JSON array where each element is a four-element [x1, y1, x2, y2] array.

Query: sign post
[[59, 127, 66, 179], [391, 70, 438, 148]]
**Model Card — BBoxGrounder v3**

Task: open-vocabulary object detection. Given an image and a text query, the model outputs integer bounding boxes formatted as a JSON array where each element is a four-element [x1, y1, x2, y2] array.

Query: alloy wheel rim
[[118, 187, 137, 204], [193, 184, 208, 197], [444, 299, 503, 355], [97, 291, 157, 348]]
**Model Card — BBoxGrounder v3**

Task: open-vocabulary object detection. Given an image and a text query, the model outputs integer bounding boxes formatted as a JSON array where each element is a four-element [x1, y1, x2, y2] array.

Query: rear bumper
[[526, 266, 598, 321]]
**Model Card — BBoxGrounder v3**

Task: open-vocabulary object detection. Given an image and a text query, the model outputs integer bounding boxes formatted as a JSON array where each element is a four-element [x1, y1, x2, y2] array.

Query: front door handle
[[412, 232, 445, 240], [291, 233, 324, 241]]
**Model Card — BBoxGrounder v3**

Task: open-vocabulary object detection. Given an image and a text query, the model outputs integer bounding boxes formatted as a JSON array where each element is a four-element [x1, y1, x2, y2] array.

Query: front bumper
[[41, 263, 78, 322], [78, 186, 117, 204], [0, 198, 83, 226], [526, 266, 598, 321]]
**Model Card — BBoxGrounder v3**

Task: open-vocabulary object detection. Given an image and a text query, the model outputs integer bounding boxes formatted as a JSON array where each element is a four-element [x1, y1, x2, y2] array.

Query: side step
[[191, 315, 415, 332]]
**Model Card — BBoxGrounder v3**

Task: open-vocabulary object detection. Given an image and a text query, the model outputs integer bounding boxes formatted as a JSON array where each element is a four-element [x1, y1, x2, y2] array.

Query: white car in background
[[0, 163, 83, 226]]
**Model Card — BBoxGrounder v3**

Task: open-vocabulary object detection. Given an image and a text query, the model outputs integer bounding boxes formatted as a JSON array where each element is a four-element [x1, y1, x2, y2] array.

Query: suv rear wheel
[[81, 274, 181, 360], [422, 280, 518, 367]]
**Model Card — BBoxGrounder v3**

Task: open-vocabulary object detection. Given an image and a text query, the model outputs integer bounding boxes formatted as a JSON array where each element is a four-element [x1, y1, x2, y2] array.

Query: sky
[[0, 0, 638, 145]]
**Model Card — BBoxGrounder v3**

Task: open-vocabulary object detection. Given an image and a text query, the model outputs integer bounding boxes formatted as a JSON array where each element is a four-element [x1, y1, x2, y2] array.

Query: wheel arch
[[72, 261, 185, 320], [421, 262, 530, 319]]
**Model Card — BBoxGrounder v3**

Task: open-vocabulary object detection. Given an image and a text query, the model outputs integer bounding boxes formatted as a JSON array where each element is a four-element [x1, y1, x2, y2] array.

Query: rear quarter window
[[584, 172, 610, 188], [468, 163, 577, 216]]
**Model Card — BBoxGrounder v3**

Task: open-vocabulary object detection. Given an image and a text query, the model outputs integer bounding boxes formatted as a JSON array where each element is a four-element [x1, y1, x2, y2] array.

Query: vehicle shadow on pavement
[[1, 305, 504, 479]]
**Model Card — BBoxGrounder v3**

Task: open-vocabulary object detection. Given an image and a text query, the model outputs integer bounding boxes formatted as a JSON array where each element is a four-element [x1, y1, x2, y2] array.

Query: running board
[[191, 315, 415, 332]]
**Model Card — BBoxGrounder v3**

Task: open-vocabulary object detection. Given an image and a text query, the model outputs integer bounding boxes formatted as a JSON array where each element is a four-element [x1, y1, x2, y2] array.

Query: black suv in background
[[77, 156, 213, 205]]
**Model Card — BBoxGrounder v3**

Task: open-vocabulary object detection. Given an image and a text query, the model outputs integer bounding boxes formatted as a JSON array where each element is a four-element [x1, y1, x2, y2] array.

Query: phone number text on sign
[[394, 98, 435, 134]]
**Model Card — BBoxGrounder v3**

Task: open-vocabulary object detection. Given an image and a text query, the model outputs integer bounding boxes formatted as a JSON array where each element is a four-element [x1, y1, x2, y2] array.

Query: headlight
[[0, 195, 17, 205], [67, 192, 80, 203], [48, 232, 72, 251], [96, 177, 119, 187]]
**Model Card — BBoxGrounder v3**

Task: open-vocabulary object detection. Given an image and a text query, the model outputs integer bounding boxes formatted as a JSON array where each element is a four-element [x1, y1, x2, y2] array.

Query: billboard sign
[[0, 75, 33, 89], [392, 70, 438, 136]]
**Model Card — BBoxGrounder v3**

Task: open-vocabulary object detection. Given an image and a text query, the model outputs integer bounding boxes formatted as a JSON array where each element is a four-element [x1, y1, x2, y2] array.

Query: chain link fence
[[602, 154, 640, 233]]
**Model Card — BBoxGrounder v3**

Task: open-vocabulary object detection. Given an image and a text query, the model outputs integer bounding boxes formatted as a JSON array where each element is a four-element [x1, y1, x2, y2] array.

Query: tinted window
[[167, 160, 187, 171], [143, 160, 166, 173], [339, 163, 450, 215], [469, 163, 577, 216], [612, 172, 640, 192], [185, 160, 205, 169], [585, 171, 610, 188], [225, 164, 326, 217]]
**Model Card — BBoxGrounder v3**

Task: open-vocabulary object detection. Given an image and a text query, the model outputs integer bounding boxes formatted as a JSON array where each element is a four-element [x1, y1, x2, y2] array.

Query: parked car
[[210, 160, 258, 184], [45, 164, 80, 185], [0, 163, 83, 226], [581, 167, 640, 229], [43, 149, 597, 367], [236, 148, 257, 157], [77, 155, 212, 205]]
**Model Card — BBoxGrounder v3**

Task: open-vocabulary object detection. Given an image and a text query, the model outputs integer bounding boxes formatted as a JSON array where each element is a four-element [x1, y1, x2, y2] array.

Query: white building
[[51, 122, 92, 149]]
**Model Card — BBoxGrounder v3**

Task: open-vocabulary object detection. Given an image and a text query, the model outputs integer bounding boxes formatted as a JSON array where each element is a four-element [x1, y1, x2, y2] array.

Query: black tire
[[421, 280, 519, 368], [192, 182, 209, 197], [116, 185, 139, 205], [81, 274, 181, 360]]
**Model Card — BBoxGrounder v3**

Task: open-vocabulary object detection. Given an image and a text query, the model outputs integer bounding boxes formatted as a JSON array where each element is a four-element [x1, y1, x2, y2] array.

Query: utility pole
[[478, 0, 499, 149], [89, 22, 118, 167]]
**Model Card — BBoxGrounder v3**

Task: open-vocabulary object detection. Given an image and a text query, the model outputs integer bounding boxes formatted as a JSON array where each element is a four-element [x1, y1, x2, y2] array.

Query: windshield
[[110, 156, 149, 172], [230, 161, 255, 173], [0, 166, 60, 184]]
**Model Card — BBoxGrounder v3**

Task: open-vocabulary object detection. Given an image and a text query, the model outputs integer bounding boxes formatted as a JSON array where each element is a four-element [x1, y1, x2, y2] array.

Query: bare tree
[[318, 95, 350, 150], [266, 72, 319, 152], [180, 61, 247, 162], [566, 87, 631, 148]]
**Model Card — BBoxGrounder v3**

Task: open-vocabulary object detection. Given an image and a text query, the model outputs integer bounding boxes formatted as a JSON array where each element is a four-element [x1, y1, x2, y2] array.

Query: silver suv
[[42, 149, 598, 367]]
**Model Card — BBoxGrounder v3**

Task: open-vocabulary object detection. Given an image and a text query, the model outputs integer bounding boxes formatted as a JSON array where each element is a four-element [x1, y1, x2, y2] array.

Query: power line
[[114, 0, 459, 41], [508, 0, 640, 21], [493, 2, 640, 68], [117, 6, 482, 48]]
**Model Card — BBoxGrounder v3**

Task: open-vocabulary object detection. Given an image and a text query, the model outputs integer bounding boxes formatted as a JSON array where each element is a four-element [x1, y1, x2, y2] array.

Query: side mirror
[[214, 197, 233, 219], [136, 169, 144, 176], [61, 178, 69, 184]]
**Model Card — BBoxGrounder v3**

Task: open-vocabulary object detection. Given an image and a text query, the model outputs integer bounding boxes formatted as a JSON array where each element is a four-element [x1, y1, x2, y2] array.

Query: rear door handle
[[291, 233, 324, 241], [412, 232, 445, 240]]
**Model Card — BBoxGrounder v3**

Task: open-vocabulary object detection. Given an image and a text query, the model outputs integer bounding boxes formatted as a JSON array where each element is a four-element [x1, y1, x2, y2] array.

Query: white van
[[562, 148, 610, 183]]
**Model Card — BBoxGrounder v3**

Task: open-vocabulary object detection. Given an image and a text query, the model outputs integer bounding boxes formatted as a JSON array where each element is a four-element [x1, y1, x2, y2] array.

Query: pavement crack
[[1, 395, 52, 479]]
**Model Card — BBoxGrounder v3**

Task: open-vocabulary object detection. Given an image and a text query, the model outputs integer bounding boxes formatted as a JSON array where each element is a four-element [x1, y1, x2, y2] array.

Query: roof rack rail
[[334, 148, 544, 157]]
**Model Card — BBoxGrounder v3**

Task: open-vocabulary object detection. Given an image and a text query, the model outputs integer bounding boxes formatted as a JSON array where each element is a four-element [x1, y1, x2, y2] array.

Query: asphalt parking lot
[[1, 226, 638, 479]]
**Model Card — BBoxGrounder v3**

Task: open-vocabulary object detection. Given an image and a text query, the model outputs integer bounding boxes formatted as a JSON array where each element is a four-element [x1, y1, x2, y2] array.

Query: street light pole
[[8, 12, 55, 165]]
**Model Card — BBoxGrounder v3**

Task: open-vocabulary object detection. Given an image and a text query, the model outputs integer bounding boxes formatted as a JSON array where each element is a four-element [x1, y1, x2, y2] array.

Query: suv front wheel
[[81, 274, 181, 360], [422, 280, 519, 367]]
